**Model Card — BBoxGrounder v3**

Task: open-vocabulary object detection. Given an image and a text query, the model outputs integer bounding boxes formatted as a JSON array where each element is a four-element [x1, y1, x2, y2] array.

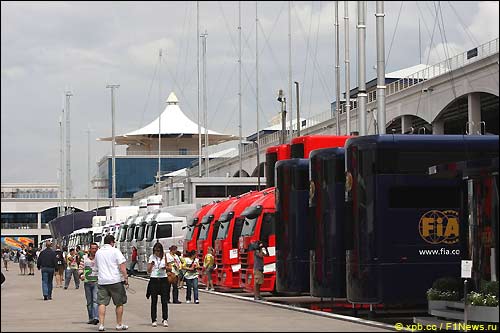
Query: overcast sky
[[1, 1, 499, 198]]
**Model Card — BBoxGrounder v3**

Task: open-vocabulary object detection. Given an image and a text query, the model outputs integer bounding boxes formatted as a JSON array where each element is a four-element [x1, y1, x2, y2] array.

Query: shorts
[[254, 269, 264, 285], [27, 261, 34, 268], [19, 259, 27, 268], [97, 282, 127, 306], [56, 265, 65, 275]]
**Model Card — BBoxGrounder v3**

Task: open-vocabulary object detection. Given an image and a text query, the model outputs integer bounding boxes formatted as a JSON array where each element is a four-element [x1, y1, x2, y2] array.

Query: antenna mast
[[65, 91, 73, 213], [345, 1, 351, 135], [238, 1, 243, 177], [158, 49, 162, 194]]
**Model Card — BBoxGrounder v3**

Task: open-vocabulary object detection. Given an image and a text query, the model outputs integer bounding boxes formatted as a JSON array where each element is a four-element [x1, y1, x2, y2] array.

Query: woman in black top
[[54, 245, 65, 288]]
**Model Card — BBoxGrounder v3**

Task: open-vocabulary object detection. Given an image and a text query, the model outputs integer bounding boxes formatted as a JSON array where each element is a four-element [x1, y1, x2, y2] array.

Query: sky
[[1, 1, 499, 198]]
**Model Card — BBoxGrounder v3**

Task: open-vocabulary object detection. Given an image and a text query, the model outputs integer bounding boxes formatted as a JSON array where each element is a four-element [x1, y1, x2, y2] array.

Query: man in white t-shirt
[[95, 235, 129, 331]]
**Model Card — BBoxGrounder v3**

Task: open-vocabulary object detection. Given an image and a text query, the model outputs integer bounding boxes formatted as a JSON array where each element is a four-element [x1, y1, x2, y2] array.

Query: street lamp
[[277, 89, 287, 144]]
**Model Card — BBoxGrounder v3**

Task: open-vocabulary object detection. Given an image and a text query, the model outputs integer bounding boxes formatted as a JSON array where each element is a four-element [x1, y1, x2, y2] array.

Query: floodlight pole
[[106, 84, 120, 207]]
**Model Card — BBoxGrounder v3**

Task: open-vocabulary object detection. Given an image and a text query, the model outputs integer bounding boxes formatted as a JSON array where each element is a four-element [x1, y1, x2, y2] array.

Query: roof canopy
[[98, 92, 237, 146]]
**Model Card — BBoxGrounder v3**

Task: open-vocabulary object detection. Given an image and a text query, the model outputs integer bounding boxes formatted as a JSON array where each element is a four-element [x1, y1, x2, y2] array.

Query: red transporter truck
[[196, 197, 238, 286], [290, 135, 351, 158], [183, 202, 215, 256], [265, 144, 290, 188], [214, 191, 264, 290], [238, 187, 276, 293]]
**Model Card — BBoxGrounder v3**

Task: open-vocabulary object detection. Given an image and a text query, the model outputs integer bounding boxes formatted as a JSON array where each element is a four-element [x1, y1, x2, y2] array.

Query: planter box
[[428, 300, 448, 314], [467, 305, 499, 323]]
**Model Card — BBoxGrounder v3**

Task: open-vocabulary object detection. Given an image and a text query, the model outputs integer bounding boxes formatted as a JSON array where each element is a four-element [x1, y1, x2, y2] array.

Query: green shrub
[[480, 280, 499, 296], [432, 277, 461, 293]]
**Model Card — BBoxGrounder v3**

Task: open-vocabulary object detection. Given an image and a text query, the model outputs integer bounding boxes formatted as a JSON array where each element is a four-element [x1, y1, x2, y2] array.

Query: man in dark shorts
[[95, 235, 129, 331]]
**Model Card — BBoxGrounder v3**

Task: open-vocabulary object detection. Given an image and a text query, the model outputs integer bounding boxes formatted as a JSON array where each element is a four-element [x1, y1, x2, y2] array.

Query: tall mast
[[344, 1, 351, 135], [65, 90, 73, 213], [256, 1, 260, 190], [357, 1, 367, 135], [201, 31, 209, 176], [335, 1, 340, 135], [106, 84, 120, 207], [376, 1, 386, 134], [158, 49, 162, 193], [288, 1, 293, 140], [238, 1, 243, 177], [197, 1, 202, 177], [59, 108, 64, 217], [87, 126, 91, 209]]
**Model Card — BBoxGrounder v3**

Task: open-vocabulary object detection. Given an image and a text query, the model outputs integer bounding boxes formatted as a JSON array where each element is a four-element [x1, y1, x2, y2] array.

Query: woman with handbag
[[165, 245, 182, 304], [146, 243, 170, 327]]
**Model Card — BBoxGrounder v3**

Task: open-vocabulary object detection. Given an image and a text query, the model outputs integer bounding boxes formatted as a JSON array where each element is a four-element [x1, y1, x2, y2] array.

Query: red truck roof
[[290, 135, 351, 158]]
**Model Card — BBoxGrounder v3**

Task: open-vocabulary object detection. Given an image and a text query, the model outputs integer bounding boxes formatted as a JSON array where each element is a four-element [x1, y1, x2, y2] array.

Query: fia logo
[[418, 210, 459, 245]]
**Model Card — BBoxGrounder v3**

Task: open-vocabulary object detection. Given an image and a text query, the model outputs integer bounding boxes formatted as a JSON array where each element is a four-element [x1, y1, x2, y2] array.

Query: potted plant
[[466, 280, 499, 323], [426, 277, 461, 312]]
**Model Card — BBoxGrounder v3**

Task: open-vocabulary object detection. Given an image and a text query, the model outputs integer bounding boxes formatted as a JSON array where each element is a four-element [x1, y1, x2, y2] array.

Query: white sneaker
[[186, 300, 191, 304], [98, 325, 105, 331], [210, 288, 215, 291], [152, 321, 157, 327], [205, 287, 209, 291], [115, 324, 128, 330], [163, 320, 168, 327]]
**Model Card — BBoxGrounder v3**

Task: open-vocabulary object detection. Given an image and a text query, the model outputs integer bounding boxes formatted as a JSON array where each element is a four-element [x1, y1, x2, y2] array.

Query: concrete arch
[[428, 89, 499, 125], [251, 162, 265, 177], [386, 114, 432, 134], [433, 91, 499, 134], [233, 169, 250, 177]]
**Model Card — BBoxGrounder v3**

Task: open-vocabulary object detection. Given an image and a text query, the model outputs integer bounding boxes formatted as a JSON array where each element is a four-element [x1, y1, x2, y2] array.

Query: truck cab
[[196, 198, 237, 286], [239, 187, 276, 293], [214, 191, 264, 290]]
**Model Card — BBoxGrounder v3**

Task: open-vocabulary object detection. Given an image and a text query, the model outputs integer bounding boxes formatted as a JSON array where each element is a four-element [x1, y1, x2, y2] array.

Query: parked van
[[145, 212, 186, 262], [137, 212, 158, 273]]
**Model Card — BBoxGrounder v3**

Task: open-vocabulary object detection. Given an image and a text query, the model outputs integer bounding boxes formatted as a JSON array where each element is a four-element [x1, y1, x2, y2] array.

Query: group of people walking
[[33, 236, 268, 331], [2, 245, 37, 275], [34, 236, 204, 331]]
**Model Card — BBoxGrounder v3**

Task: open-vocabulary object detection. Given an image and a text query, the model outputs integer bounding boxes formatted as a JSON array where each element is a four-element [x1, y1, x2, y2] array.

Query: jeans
[[185, 278, 199, 302], [41, 267, 55, 298], [84, 282, 98, 320], [167, 280, 179, 302], [64, 268, 80, 288], [128, 261, 137, 276]]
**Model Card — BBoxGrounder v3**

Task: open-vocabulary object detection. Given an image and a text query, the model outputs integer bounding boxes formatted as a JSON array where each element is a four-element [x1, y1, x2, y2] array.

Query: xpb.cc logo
[[418, 210, 459, 245]]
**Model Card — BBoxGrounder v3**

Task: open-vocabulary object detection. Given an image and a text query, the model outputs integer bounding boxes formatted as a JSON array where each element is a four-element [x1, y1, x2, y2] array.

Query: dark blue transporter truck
[[345, 134, 498, 305]]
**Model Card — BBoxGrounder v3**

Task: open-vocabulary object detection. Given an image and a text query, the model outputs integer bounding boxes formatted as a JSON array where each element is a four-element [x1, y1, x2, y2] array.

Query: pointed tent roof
[[98, 92, 237, 145]]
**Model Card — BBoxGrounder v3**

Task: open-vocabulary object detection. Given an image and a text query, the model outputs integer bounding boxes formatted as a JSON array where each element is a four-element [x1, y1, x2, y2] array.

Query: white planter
[[428, 300, 448, 314], [467, 305, 499, 323]]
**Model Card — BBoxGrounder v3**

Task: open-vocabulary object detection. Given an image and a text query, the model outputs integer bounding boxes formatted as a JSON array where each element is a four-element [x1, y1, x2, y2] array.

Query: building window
[[1, 212, 38, 229], [179, 148, 188, 155]]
